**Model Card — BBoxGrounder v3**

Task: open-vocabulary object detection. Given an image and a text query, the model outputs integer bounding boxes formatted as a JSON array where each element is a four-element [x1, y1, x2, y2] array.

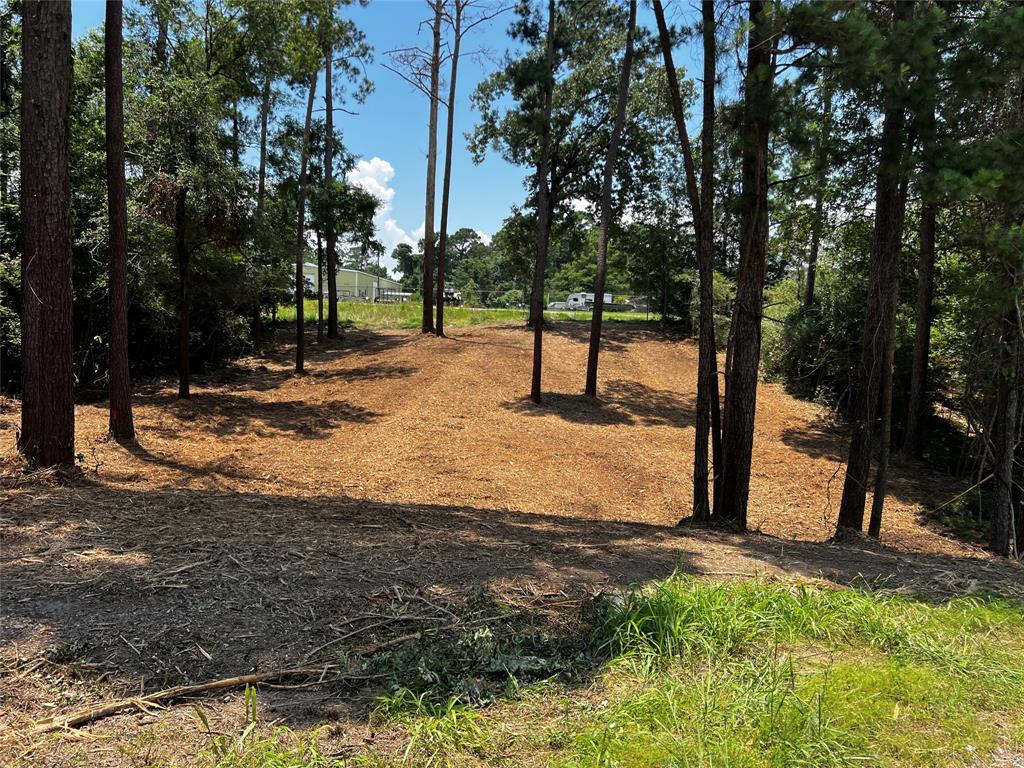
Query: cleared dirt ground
[[2, 322, 1021, 765]]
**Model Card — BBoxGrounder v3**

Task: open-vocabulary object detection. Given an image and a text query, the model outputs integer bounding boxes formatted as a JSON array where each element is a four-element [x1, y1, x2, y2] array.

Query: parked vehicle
[[565, 292, 613, 309]]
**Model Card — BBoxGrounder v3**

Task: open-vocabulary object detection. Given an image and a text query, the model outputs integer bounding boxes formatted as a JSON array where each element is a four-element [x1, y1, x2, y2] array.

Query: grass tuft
[[373, 689, 496, 766]]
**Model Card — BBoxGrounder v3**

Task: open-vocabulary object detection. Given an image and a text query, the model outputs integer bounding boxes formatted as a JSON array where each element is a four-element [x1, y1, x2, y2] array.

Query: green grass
[[275, 299, 659, 329], [373, 689, 495, 766], [192, 577, 1024, 768], [195, 728, 344, 768], [191, 686, 346, 767], [557, 576, 1024, 768]]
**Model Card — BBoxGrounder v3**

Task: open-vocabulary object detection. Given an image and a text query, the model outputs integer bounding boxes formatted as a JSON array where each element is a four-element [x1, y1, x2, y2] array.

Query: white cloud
[[475, 229, 493, 246], [346, 157, 416, 271], [568, 197, 592, 214], [344, 157, 491, 278]]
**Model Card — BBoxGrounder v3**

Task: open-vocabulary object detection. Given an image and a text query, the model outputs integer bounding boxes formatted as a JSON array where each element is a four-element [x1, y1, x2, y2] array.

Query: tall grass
[[598, 575, 1024, 674], [555, 576, 1024, 768]]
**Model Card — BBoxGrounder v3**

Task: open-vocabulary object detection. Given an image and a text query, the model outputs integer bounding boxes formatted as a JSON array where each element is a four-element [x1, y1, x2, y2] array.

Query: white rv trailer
[[564, 292, 613, 309]]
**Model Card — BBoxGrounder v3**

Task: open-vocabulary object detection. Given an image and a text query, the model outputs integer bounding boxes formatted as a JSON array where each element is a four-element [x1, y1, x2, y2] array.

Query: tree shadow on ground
[[204, 362, 418, 393], [779, 419, 850, 463], [542, 320, 688, 354], [779, 418, 968, 524], [175, 328, 419, 397], [265, 326, 416, 361], [503, 379, 695, 428], [138, 393, 380, 439], [119, 439, 265, 482], [3, 484, 1020, 715]]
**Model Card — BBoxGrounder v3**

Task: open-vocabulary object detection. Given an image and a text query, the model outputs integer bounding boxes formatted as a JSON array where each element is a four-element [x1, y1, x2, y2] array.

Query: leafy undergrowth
[[197, 577, 1024, 768]]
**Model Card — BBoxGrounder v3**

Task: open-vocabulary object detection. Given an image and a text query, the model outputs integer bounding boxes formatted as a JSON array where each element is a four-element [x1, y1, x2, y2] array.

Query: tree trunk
[[836, 1, 914, 535], [104, 0, 135, 441], [316, 229, 324, 343], [654, 0, 721, 522], [174, 184, 191, 399], [804, 88, 831, 307], [717, 0, 774, 530], [19, 0, 75, 468], [325, 39, 340, 339], [295, 75, 318, 374], [155, 10, 167, 66], [867, 301, 897, 539], [421, 0, 442, 334], [435, 0, 464, 338], [991, 304, 1019, 557], [1, 11, 10, 210], [700, 0, 722, 520], [903, 202, 937, 457], [529, 0, 556, 404], [585, 0, 636, 396]]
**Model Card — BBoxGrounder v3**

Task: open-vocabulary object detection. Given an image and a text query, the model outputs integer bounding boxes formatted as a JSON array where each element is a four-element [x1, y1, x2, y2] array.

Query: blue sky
[[71, 0, 703, 271]]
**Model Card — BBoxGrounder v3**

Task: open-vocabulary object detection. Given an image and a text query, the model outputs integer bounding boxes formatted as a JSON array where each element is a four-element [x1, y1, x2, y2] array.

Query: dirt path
[[2, 323, 1020, 765]]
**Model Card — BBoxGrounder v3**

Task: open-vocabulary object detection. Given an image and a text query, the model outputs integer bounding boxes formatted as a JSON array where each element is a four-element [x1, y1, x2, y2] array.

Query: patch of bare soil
[[1, 323, 1021, 765]]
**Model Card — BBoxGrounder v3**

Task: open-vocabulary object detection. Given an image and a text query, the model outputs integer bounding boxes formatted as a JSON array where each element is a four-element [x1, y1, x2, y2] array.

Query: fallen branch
[[361, 631, 422, 654], [31, 666, 336, 735], [300, 617, 403, 663]]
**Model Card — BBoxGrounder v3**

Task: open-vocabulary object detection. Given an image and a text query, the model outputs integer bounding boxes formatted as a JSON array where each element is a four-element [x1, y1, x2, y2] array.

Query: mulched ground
[[2, 322, 1021, 766]]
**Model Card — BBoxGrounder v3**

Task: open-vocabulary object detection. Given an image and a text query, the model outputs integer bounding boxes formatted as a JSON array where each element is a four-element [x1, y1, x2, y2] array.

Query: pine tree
[[19, 0, 75, 468], [105, 0, 135, 441]]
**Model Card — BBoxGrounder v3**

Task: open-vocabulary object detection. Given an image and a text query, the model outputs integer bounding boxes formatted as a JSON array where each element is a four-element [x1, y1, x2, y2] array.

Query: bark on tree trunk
[[585, 0, 636, 396], [435, 0, 464, 338], [1, 11, 10, 210], [867, 299, 898, 539], [155, 10, 167, 64], [421, 0, 443, 334], [700, 0, 723, 520], [19, 0, 75, 468], [991, 303, 1019, 557], [325, 40, 340, 339], [654, 0, 721, 522], [295, 75, 318, 374], [529, 0, 556, 404], [105, 0, 135, 441], [836, 1, 914, 535], [717, 0, 774, 530], [903, 202, 937, 457]]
